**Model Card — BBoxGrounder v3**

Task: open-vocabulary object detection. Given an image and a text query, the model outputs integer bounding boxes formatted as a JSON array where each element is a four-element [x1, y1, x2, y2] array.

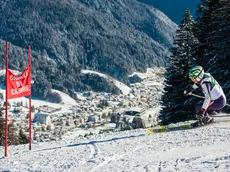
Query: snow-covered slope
[[0, 84, 77, 114], [0, 69, 77, 107], [81, 69, 132, 95], [1, 119, 230, 172]]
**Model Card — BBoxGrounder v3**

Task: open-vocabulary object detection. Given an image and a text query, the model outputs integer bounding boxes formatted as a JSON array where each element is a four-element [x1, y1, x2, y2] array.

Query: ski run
[[1, 115, 230, 172]]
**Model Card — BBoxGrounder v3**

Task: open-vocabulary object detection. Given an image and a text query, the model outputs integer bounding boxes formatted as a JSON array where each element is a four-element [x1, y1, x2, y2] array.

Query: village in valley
[[0, 68, 165, 143]]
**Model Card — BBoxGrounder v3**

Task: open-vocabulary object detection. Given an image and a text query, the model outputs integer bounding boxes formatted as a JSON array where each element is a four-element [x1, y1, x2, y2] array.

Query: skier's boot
[[191, 113, 214, 128], [202, 114, 214, 124], [191, 119, 204, 128], [208, 110, 218, 116]]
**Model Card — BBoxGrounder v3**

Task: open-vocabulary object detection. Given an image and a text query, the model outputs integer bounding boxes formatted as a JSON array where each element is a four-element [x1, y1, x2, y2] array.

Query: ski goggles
[[190, 77, 197, 82], [190, 76, 201, 83]]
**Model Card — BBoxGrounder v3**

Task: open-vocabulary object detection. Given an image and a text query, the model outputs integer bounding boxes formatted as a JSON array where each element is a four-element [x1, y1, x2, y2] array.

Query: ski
[[147, 117, 230, 134], [147, 123, 192, 134]]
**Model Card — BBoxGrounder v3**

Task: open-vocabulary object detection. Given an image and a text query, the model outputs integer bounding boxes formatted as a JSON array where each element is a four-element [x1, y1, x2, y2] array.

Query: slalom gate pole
[[28, 46, 32, 150], [190, 93, 230, 107], [5, 42, 8, 157]]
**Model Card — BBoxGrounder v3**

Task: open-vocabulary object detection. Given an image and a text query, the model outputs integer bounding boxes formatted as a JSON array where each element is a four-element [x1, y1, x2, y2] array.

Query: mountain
[[0, 0, 177, 98], [138, 0, 200, 23]]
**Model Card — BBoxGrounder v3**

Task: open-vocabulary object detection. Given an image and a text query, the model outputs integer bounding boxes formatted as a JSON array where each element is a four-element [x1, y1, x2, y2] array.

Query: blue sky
[[139, 0, 200, 24]]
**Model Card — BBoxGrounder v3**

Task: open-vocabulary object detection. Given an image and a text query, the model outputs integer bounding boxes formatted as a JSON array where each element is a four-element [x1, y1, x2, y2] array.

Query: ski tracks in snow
[[87, 124, 230, 172], [2, 123, 230, 172], [89, 138, 152, 172], [157, 161, 162, 172], [87, 142, 100, 163]]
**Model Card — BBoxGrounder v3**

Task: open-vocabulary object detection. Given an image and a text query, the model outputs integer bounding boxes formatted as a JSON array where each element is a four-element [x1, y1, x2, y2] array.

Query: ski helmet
[[189, 66, 204, 82]]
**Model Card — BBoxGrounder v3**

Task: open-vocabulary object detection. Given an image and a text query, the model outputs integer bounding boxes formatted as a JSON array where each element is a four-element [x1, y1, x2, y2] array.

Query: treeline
[[0, 41, 121, 101], [160, 0, 230, 124], [0, 108, 28, 146]]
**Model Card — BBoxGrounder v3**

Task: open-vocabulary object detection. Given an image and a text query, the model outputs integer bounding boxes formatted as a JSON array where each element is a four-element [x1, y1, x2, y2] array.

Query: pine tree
[[0, 108, 5, 146], [206, 0, 230, 110], [32, 105, 35, 112], [193, 0, 220, 67], [160, 10, 198, 125], [8, 120, 19, 145], [18, 128, 29, 144]]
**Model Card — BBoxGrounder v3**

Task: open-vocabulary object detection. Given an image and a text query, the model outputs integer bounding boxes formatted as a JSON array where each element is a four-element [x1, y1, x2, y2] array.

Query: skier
[[184, 66, 226, 127]]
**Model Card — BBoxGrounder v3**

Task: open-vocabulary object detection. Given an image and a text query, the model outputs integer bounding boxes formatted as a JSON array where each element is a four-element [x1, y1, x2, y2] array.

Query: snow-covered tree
[[206, 0, 230, 110], [160, 10, 198, 125], [0, 108, 4, 146], [193, 0, 220, 67], [18, 128, 29, 144], [8, 120, 19, 145]]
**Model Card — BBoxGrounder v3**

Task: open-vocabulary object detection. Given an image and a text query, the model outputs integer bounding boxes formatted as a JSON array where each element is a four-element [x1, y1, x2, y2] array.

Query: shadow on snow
[[35, 133, 145, 152]]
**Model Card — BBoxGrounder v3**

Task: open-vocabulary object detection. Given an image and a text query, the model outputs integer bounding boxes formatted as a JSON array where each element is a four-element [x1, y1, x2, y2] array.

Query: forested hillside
[[160, 0, 230, 124], [0, 0, 177, 99]]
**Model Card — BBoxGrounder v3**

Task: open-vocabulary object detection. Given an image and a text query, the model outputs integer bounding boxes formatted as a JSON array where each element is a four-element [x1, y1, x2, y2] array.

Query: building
[[33, 113, 51, 125]]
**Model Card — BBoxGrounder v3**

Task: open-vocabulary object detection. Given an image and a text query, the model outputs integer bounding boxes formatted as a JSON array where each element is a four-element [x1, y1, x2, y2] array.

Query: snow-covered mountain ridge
[[0, 0, 178, 96]]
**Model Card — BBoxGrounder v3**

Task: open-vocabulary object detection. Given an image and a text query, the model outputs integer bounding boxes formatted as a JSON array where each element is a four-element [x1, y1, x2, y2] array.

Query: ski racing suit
[[194, 73, 226, 120]]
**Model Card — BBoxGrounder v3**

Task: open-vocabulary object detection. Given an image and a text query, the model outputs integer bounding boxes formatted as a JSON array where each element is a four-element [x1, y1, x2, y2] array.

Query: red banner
[[6, 65, 31, 99]]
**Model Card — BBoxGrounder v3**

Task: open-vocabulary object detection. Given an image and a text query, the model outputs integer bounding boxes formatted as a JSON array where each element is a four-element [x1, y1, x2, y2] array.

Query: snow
[[1, 117, 230, 172], [0, 69, 77, 114], [1, 68, 230, 171], [81, 69, 132, 95], [0, 84, 77, 114], [50, 89, 77, 106], [129, 68, 162, 80]]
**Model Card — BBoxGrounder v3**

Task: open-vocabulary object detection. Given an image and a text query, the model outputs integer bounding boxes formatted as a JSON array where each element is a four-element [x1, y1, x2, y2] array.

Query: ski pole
[[190, 93, 230, 107], [190, 93, 205, 99]]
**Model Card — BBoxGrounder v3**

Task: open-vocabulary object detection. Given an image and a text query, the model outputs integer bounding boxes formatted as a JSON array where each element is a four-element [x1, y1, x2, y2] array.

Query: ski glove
[[183, 90, 191, 96], [196, 108, 205, 120]]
